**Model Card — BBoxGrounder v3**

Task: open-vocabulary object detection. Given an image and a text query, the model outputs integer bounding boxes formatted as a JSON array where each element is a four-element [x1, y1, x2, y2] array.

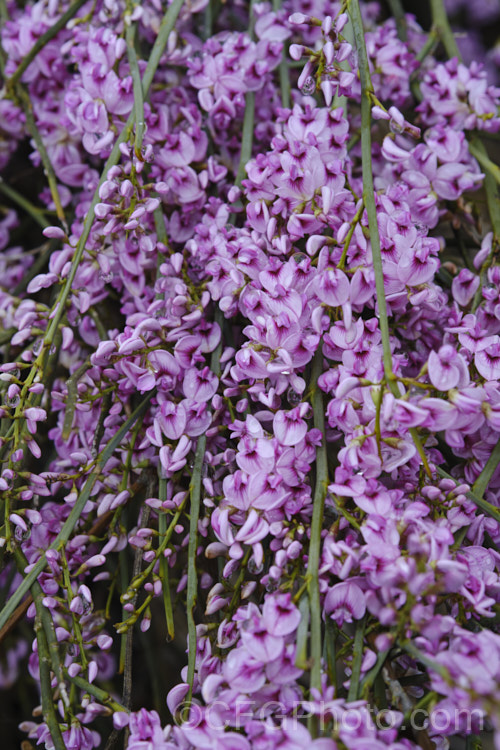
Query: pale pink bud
[[42, 226, 66, 239]]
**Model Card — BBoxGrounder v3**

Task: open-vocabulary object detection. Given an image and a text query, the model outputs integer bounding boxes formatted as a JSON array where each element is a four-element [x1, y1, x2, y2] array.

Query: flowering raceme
[[1, 1, 500, 749]]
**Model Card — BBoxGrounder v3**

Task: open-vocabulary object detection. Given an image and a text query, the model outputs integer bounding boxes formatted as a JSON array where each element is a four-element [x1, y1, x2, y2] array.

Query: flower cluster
[[1, 1, 500, 750]]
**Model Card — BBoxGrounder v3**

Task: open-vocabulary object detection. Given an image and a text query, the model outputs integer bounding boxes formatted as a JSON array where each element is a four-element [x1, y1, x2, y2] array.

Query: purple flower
[[262, 593, 301, 636], [183, 366, 218, 402], [127, 709, 171, 750], [315, 267, 350, 307], [158, 400, 188, 441], [475, 338, 500, 381], [223, 647, 267, 693], [273, 406, 309, 446], [428, 345, 469, 390], [325, 582, 366, 627], [240, 617, 284, 662]]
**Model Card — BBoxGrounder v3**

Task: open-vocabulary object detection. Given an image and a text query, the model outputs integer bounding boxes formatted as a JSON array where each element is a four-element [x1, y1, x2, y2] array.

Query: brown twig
[[0, 594, 32, 644]]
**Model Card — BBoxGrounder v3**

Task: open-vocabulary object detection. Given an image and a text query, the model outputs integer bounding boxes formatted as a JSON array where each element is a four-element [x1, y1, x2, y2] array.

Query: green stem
[[186, 433, 205, 701], [125, 17, 145, 158], [235, 92, 255, 188], [158, 474, 175, 641], [13, 549, 67, 749], [415, 28, 440, 64], [472, 438, 500, 500], [348, 0, 393, 385], [360, 647, 390, 698], [403, 689, 437, 723], [0, 0, 8, 23], [337, 200, 363, 270], [306, 345, 328, 696], [0, 393, 154, 631], [348, 0, 431, 477], [272, 0, 291, 108], [16, 86, 67, 228], [469, 139, 500, 312], [278, 55, 291, 110], [295, 594, 310, 670], [347, 616, 366, 701], [13, 548, 69, 706], [141, 0, 185, 94], [34, 616, 67, 750], [204, 0, 213, 40], [0, 178, 50, 228], [469, 140, 500, 188], [7, 0, 87, 89], [227, 547, 251, 614], [324, 616, 337, 691], [402, 639, 450, 681], [121, 497, 186, 601], [62, 359, 91, 440], [60, 550, 88, 669], [119, 546, 129, 675], [120, 503, 150, 706], [429, 0, 461, 60], [66, 673, 128, 713], [387, 0, 407, 41], [466, 736, 482, 750]]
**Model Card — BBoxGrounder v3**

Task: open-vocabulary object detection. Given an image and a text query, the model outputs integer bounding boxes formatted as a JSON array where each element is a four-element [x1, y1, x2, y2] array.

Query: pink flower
[[262, 593, 301, 636], [223, 647, 267, 693], [236, 437, 275, 473], [273, 406, 309, 446], [475, 339, 500, 381], [452, 268, 480, 307], [428, 345, 469, 390], [127, 709, 171, 750], [324, 582, 366, 626], [183, 366, 218, 402], [240, 618, 284, 662], [316, 267, 350, 307], [158, 401, 187, 440]]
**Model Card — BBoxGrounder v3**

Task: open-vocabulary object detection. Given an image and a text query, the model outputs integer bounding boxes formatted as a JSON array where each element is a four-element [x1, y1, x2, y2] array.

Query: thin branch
[[470, 139, 500, 312], [347, 616, 366, 702], [387, 0, 407, 41], [306, 344, 328, 698], [0, 392, 154, 631], [348, 0, 431, 477], [13, 548, 67, 749], [235, 93, 255, 188], [125, 16, 145, 158], [158, 473, 175, 641], [472, 438, 500, 501], [0, 593, 32, 644], [66, 672, 128, 713], [15, 86, 68, 229], [122, 502, 151, 710], [186, 309, 223, 699], [0, 178, 50, 228], [360, 647, 391, 698], [469, 140, 500, 188], [186, 432, 206, 701], [429, 0, 461, 60], [294, 594, 310, 670], [34, 617, 67, 750]]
